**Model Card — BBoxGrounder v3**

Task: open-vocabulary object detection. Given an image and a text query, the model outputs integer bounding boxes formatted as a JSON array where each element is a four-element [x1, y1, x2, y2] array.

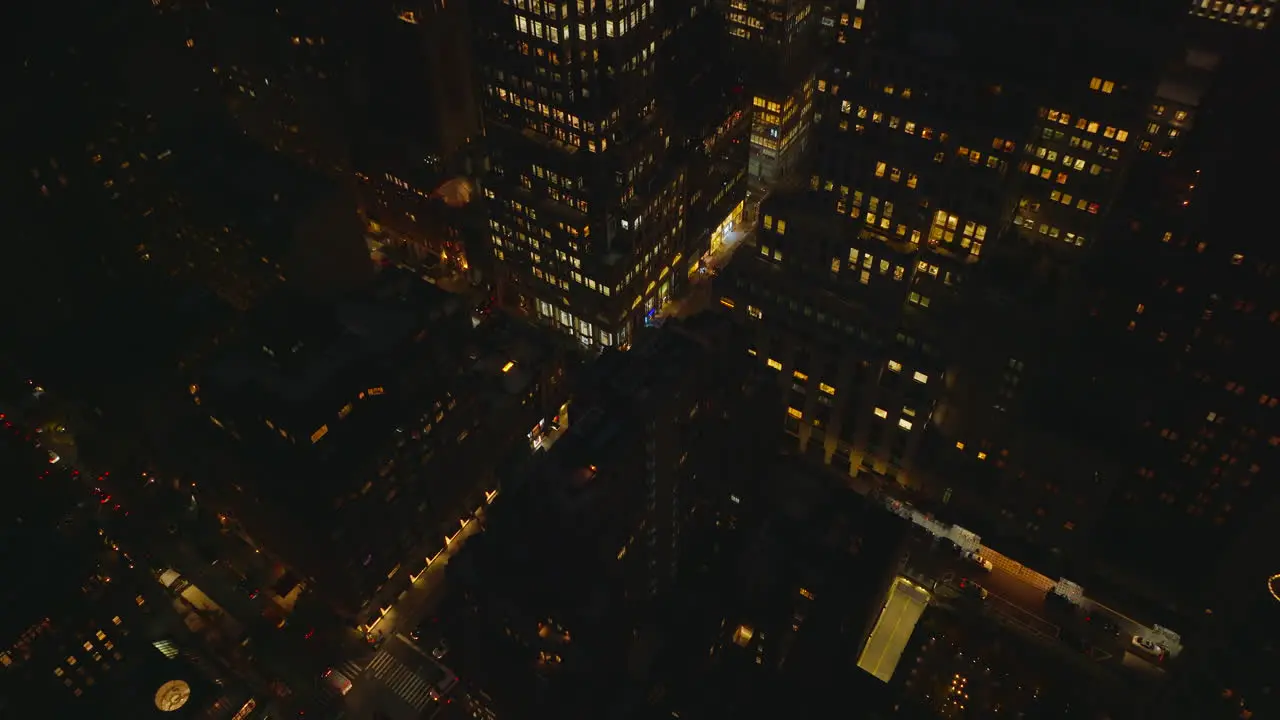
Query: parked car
[[967, 553, 994, 572], [1131, 635, 1166, 661]]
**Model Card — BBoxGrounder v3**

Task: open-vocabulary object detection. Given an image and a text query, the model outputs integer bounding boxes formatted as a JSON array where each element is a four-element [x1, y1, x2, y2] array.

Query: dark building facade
[[189, 276, 569, 618], [714, 0, 1272, 610], [444, 314, 776, 716]]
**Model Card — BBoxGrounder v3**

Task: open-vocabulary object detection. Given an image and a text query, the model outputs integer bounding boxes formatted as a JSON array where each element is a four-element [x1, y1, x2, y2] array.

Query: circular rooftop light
[[154, 679, 191, 712], [1269, 574, 1280, 604]]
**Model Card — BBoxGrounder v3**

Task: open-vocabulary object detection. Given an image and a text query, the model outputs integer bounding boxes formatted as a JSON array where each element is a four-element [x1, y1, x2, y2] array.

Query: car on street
[[967, 552, 994, 572], [1130, 635, 1166, 661], [432, 639, 449, 660], [957, 577, 988, 600], [322, 668, 354, 696]]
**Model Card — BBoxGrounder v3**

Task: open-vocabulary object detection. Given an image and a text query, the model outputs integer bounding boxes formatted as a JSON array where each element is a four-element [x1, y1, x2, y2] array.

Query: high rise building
[[443, 315, 775, 716], [1080, 37, 1280, 592], [725, 0, 817, 188], [476, 0, 691, 349], [714, 0, 1256, 574], [664, 0, 751, 270]]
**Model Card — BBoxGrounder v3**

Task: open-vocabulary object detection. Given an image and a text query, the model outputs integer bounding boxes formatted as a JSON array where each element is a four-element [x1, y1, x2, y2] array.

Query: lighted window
[[887, 360, 902, 373], [719, 296, 736, 309], [898, 418, 913, 431], [787, 407, 803, 419], [819, 383, 836, 395], [912, 371, 929, 384], [955, 441, 965, 450], [793, 370, 809, 381], [310, 425, 329, 443], [767, 358, 783, 371], [873, 407, 888, 419], [747, 305, 763, 319]]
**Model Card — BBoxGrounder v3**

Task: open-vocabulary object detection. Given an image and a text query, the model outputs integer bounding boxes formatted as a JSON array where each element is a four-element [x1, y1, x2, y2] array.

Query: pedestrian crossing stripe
[[368, 650, 436, 712], [338, 659, 367, 679]]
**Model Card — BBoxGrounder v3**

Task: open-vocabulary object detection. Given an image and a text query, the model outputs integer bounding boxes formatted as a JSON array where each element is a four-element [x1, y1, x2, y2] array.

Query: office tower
[[717, 0, 1223, 561], [725, 0, 817, 188], [1082, 38, 1280, 593], [664, 0, 751, 269], [476, 0, 690, 349]]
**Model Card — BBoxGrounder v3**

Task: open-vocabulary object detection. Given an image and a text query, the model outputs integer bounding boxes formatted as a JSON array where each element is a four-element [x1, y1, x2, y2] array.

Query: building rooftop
[[873, 0, 1180, 96], [203, 270, 466, 443]]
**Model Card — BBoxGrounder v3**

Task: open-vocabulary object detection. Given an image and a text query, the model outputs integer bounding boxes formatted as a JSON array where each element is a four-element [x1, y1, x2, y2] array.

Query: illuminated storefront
[[710, 200, 746, 256]]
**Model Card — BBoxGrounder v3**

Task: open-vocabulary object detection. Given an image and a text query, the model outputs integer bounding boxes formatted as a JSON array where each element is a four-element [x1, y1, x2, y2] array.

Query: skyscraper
[[725, 0, 817, 188], [714, 0, 1250, 569], [477, 0, 691, 349]]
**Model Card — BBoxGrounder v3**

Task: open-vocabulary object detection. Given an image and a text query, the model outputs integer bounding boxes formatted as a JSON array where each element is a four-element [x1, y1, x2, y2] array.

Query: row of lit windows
[[1048, 189, 1100, 214], [932, 211, 987, 252], [874, 161, 920, 188], [513, 0, 562, 20], [834, 191, 926, 246], [837, 12, 864, 30], [1013, 213, 1087, 246], [1029, 138, 1121, 165], [1041, 109, 1130, 142], [762, 214, 789, 234], [954, 146, 1009, 172], [1088, 76, 1117, 94], [1190, 0, 1272, 29], [842, 103, 947, 143], [728, 11, 765, 31], [847, 247, 906, 282]]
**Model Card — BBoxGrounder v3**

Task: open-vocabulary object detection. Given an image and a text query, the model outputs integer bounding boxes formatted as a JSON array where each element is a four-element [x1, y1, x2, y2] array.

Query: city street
[[658, 228, 749, 321], [902, 526, 1165, 675], [340, 515, 482, 718]]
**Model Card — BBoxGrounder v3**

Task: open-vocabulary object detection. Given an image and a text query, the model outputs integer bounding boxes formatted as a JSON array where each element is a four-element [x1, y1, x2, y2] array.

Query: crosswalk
[[367, 649, 438, 713], [335, 658, 368, 682]]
